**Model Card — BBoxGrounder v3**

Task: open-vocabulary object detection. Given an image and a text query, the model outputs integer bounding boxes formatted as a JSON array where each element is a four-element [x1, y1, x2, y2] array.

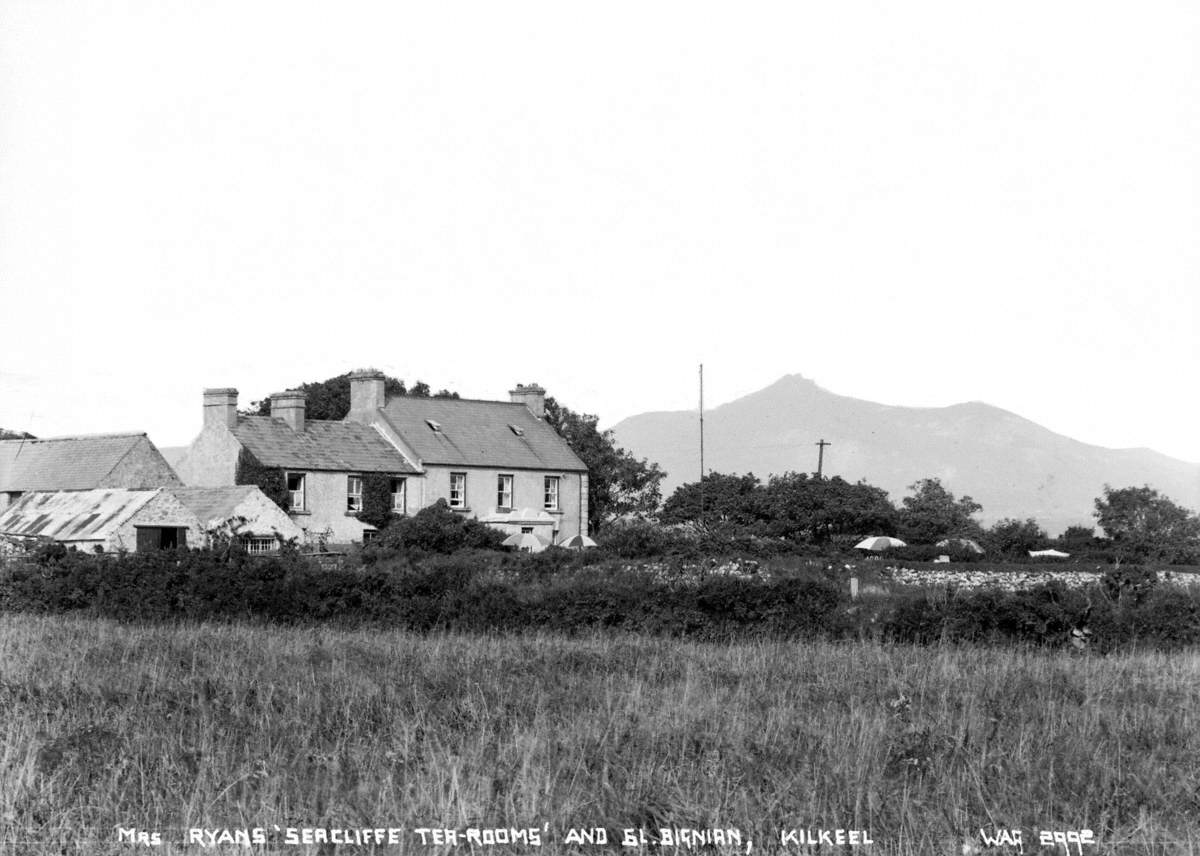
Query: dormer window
[[508, 424, 524, 436], [426, 419, 442, 432]]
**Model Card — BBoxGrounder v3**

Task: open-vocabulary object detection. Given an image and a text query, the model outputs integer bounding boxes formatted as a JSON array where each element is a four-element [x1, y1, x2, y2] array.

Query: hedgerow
[[3, 547, 1200, 650]]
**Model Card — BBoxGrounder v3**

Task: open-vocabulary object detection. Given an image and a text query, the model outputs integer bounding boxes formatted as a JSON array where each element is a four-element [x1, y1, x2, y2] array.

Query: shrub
[[362, 500, 506, 560]]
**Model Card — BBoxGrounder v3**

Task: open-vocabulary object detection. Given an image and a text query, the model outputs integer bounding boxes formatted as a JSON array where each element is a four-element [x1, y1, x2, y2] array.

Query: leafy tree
[[661, 472, 765, 527], [897, 478, 983, 544], [543, 397, 665, 534], [0, 428, 35, 440], [1058, 524, 1096, 550], [985, 517, 1048, 556], [758, 472, 898, 544], [1094, 485, 1200, 564], [249, 372, 458, 419], [364, 499, 505, 557]]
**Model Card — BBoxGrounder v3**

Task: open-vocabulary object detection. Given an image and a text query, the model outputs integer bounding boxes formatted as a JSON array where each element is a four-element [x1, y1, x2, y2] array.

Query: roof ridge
[[0, 432, 147, 443]]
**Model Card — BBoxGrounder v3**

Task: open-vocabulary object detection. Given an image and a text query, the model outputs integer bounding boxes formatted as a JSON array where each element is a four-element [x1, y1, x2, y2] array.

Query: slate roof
[[166, 486, 259, 523], [0, 489, 161, 541], [0, 434, 162, 492], [378, 398, 586, 470], [231, 416, 418, 474]]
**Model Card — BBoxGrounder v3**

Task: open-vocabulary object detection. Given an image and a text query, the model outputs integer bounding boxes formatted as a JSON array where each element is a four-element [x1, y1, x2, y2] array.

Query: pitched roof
[[377, 398, 586, 470], [0, 434, 160, 492], [0, 489, 161, 541], [231, 416, 418, 474], [166, 486, 259, 523]]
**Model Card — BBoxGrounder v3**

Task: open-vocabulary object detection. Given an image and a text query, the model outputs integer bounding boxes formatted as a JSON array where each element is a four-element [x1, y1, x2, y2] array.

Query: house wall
[[230, 490, 305, 543], [421, 464, 586, 541], [109, 490, 204, 553], [105, 437, 184, 488], [173, 426, 242, 487], [286, 470, 376, 545]]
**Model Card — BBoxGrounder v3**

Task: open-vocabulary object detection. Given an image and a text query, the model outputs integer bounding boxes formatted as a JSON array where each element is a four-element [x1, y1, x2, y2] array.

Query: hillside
[[609, 375, 1200, 536]]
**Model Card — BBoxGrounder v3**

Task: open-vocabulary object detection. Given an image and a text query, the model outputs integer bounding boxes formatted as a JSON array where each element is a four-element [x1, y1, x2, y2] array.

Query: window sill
[[288, 510, 311, 516], [449, 506, 471, 513]]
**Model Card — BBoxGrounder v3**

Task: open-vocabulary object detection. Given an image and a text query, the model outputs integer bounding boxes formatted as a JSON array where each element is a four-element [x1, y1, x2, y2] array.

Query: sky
[[2, 1, 1198, 462]]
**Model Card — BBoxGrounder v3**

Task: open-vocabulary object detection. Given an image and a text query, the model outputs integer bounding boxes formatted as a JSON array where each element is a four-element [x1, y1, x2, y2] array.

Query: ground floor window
[[245, 536, 276, 555]]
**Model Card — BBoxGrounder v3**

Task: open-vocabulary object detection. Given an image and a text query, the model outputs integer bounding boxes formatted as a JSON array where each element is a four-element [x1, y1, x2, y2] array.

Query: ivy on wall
[[357, 473, 397, 531], [234, 447, 289, 511]]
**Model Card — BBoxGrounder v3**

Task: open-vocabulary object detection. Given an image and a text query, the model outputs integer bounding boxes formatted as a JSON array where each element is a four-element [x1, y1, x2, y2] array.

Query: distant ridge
[[609, 374, 1200, 536]]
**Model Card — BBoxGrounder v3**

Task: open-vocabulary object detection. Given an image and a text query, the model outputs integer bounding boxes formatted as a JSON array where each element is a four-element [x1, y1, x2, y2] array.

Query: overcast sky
[[2, 1, 1197, 463]]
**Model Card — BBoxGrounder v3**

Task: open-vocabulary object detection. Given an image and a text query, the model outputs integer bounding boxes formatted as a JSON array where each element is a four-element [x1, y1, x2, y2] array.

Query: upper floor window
[[286, 472, 306, 511], [544, 476, 560, 511], [497, 474, 513, 510], [449, 472, 467, 508], [391, 478, 407, 513], [347, 475, 363, 513]]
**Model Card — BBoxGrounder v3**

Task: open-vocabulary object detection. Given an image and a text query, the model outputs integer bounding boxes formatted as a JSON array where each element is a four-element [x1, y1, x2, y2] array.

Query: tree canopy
[[896, 478, 983, 544], [249, 372, 458, 419], [543, 396, 665, 534], [1094, 484, 1200, 564], [0, 428, 35, 440], [984, 517, 1048, 556]]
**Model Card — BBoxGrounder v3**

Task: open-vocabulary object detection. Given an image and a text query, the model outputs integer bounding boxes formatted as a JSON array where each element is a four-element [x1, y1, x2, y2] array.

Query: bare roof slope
[[0, 434, 180, 491], [232, 417, 418, 473], [378, 398, 585, 470], [166, 485, 259, 522], [0, 489, 160, 541]]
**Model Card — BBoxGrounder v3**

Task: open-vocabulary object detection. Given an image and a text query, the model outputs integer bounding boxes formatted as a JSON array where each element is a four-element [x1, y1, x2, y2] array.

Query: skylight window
[[425, 419, 442, 432], [508, 424, 525, 436]]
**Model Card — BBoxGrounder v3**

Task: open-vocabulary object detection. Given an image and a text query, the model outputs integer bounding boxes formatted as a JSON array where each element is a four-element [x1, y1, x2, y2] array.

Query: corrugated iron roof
[[0, 489, 160, 541], [0, 433, 167, 491], [378, 398, 586, 470], [232, 416, 418, 474]]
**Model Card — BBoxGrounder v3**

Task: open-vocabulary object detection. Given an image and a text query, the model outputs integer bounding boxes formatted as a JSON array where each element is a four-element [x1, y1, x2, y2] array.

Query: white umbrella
[[558, 533, 598, 550], [854, 536, 906, 551], [1029, 548, 1070, 558], [502, 532, 550, 553], [937, 538, 985, 554]]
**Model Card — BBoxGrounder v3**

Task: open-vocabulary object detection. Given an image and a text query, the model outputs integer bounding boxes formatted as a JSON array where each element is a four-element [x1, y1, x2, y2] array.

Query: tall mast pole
[[699, 363, 705, 519]]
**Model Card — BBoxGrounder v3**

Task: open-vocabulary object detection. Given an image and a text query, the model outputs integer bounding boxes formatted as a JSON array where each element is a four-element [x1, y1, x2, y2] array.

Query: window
[[246, 536, 276, 555], [497, 474, 513, 510], [286, 473, 306, 511], [362, 530, 378, 543], [449, 472, 466, 508], [544, 476, 560, 511], [521, 526, 534, 534], [347, 475, 363, 512], [391, 477, 407, 513]]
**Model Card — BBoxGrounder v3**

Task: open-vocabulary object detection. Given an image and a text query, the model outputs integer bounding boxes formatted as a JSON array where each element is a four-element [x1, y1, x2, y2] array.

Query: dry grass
[[2, 615, 1199, 854]]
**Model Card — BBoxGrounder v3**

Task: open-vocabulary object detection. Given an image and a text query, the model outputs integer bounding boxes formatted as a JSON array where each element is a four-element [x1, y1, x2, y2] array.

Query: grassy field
[[2, 616, 1199, 855]]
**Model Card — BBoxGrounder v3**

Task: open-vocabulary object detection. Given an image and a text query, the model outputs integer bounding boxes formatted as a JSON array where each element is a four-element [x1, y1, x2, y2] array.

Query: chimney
[[270, 389, 306, 432], [348, 368, 386, 423], [509, 383, 546, 419], [203, 388, 239, 429]]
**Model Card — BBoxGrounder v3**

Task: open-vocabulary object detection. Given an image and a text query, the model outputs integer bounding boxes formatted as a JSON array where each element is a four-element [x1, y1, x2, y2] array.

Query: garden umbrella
[[1028, 548, 1070, 558], [936, 538, 984, 554], [558, 533, 598, 550], [853, 536, 906, 551], [502, 532, 550, 553]]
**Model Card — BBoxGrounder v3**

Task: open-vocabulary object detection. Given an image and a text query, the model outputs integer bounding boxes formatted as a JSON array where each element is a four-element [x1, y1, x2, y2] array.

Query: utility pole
[[815, 438, 831, 479], [699, 364, 705, 518]]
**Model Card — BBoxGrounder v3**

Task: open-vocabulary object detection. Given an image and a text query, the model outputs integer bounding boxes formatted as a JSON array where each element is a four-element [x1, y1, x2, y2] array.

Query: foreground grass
[[1, 616, 1198, 854]]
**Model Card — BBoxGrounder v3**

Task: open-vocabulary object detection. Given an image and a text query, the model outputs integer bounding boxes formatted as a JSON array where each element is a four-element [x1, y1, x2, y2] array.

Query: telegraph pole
[[699, 364, 705, 518], [815, 438, 831, 478]]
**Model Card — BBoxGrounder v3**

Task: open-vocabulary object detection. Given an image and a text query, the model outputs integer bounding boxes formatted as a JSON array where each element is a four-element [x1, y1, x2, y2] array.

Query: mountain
[[609, 375, 1200, 536]]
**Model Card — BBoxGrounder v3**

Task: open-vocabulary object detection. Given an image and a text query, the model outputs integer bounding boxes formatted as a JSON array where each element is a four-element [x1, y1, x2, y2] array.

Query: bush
[[362, 500, 507, 560]]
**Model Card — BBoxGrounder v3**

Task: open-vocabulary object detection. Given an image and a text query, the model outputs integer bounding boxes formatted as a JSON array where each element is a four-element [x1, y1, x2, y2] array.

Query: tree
[[1093, 484, 1200, 564], [1058, 524, 1096, 550], [759, 472, 898, 544], [897, 478, 983, 544], [543, 397, 665, 533], [984, 517, 1048, 556], [0, 428, 35, 440], [660, 472, 764, 528], [249, 372, 458, 419]]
